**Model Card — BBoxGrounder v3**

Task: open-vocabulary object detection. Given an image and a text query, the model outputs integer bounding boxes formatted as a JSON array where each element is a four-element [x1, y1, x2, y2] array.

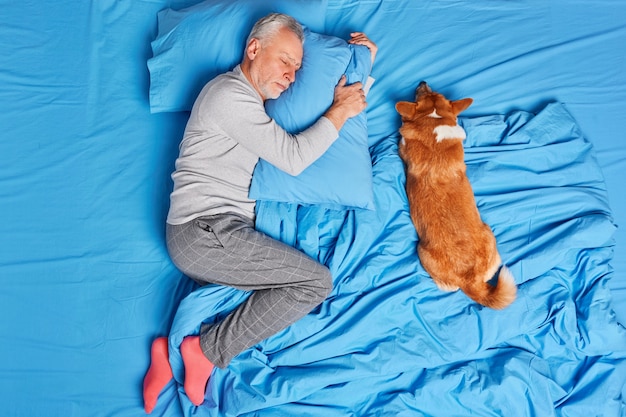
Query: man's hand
[[323, 75, 367, 131], [348, 32, 378, 66]]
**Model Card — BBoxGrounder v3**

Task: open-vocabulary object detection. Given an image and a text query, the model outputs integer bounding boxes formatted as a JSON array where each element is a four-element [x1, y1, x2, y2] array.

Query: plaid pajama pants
[[166, 212, 332, 368]]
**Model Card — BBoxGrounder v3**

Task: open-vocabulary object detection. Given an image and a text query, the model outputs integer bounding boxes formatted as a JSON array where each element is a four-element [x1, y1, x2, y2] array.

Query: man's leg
[[166, 213, 332, 401]]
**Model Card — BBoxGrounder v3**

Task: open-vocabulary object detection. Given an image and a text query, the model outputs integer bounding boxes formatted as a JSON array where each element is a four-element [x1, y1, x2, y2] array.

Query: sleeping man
[[143, 12, 377, 412]]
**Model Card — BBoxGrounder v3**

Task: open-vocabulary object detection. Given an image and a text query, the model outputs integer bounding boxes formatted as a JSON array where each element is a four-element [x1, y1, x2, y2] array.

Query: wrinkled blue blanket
[[165, 103, 626, 416]]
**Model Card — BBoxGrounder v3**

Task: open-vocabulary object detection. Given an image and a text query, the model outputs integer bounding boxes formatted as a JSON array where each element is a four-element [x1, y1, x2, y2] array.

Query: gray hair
[[246, 13, 304, 46]]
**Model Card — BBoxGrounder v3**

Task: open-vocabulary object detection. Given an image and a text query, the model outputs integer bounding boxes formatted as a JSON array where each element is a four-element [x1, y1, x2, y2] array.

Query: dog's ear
[[451, 98, 473, 115], [396, 101, 416, 119]]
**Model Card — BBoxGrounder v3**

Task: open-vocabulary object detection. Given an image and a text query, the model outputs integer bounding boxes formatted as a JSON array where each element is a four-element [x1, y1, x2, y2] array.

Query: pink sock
[[143, 337, 174, 414], [180, 335, 215, 406]]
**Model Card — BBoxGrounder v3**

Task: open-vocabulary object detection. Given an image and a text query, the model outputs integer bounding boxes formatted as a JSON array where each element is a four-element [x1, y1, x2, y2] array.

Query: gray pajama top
[[167, 65, 339, 225]]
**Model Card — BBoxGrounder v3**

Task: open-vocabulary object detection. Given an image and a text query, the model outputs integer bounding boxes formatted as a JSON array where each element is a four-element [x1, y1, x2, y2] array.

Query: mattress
[[1, 1, 624, 416]]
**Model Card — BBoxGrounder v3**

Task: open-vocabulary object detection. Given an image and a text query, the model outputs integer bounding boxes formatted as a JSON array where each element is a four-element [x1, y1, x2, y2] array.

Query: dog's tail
[[466, 265, 517, 309]]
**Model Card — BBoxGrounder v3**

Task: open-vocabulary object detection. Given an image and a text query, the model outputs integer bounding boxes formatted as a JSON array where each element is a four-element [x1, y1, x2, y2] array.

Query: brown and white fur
[[396, 82, 516, 309]]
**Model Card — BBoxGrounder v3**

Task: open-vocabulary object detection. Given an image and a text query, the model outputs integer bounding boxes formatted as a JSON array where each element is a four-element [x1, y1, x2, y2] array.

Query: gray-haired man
[[143, 13, 377, 412]]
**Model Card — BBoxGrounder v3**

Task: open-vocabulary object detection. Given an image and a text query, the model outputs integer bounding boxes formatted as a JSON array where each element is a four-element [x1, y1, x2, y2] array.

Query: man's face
[[246, 27, 303, 101]]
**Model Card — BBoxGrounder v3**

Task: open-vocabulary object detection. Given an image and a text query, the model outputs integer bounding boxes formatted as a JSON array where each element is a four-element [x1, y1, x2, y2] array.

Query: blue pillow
[[249, 31, 374, 210], [148, 0, 326, 113], [148, 0, 374, 211]]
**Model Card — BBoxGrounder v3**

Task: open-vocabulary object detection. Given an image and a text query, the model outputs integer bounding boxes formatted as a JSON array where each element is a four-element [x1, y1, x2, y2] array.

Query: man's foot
[[143, 337, 174, 414], [181, 336, 215, 406]]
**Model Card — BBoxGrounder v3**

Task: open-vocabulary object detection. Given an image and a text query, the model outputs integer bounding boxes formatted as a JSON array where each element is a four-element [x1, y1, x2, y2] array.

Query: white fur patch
[[433, 124, 466, 142], [428, 109, 443, 118]]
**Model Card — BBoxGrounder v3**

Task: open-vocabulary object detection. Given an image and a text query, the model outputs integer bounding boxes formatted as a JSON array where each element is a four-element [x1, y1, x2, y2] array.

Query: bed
[[1, 0, 625, 416]]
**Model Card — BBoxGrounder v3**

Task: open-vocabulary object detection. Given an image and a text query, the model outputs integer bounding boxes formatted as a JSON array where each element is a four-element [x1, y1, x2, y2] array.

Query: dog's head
[[396, 82, 473, 128]]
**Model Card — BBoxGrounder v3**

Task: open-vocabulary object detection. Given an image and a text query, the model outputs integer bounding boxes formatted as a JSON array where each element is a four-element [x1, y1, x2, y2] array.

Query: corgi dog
[[395, 82, 516, 309]]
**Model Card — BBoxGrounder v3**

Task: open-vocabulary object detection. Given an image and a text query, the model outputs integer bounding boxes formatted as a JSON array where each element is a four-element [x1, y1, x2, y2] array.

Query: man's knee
[[308, 267, 333, 304], [287, 265, 332, 307]]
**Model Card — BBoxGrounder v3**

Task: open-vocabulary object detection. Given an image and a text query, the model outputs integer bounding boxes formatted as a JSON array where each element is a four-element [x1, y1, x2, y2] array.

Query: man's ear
[[246, 38, 260, 60], [396, 101, 416, 119]]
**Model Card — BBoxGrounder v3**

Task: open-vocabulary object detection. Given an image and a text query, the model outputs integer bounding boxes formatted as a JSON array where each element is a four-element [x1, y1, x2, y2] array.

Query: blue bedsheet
[[163, 103, 626, 416], [1, 0, 625, 416]]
